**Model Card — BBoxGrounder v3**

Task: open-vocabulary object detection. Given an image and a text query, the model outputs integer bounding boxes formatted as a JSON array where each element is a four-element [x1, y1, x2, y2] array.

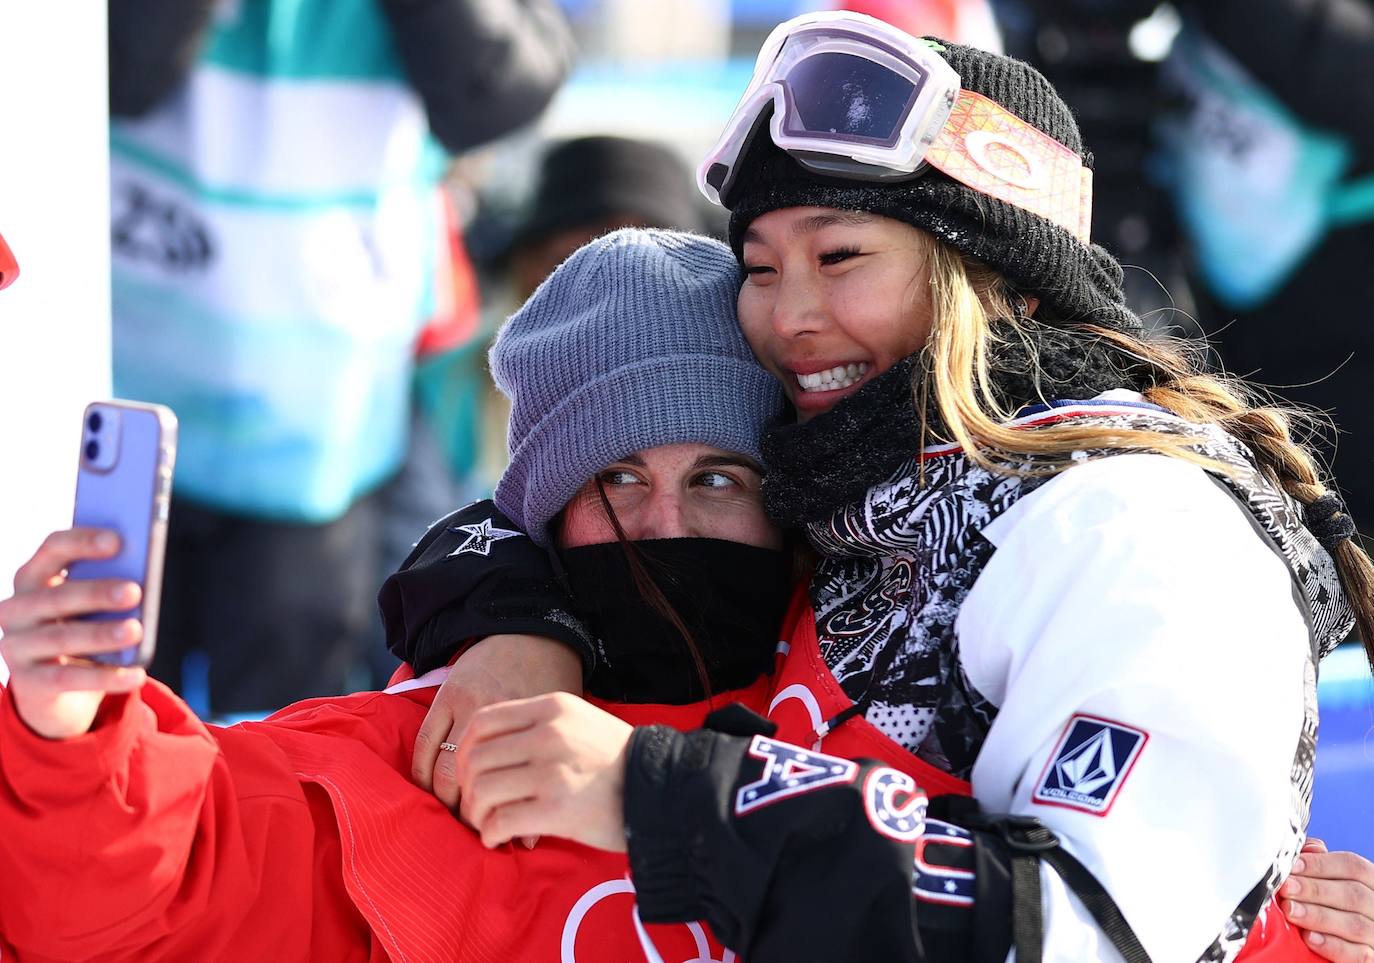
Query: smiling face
[[736, 207, 935, 420], [556, 443, 782, 550]]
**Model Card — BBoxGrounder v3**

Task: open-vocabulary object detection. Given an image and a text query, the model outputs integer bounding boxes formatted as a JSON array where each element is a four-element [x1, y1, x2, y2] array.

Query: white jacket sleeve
[[956, 453, 1313, 963]]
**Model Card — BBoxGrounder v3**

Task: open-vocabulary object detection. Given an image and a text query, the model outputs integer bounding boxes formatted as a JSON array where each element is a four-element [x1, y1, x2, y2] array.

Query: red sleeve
[[0, 680, 335, 961]]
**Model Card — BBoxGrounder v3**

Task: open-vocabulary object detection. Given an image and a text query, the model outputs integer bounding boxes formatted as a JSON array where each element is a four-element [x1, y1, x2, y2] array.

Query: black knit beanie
[[723, 39, 1142, 334]]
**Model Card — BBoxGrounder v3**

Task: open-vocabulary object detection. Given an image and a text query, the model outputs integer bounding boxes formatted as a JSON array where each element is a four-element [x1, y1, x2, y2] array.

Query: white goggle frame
[[699, 11, 962, 207], [700, 11, 1095, 243]]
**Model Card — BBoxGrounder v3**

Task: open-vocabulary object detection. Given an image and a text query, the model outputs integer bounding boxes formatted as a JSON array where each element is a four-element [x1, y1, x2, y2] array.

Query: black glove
[[624, 708, 1149, 963], [377, 500, 596, 675], [624, 706, 925, 962]]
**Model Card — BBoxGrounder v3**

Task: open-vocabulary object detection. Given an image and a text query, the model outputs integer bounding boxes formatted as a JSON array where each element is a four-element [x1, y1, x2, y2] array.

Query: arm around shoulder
[[624, 707, 928, 961], [379, 499, 593, 675]]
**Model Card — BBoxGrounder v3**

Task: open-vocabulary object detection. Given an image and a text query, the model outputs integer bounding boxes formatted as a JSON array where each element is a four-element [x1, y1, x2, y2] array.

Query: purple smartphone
[[67, 401, 177, 667]]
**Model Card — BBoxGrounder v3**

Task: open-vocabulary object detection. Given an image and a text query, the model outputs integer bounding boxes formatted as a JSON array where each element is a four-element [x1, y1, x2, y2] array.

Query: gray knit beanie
[[490, 228, 786, 547]]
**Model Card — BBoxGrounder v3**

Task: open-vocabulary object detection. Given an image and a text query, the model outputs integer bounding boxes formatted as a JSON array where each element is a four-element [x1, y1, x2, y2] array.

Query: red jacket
[[0, 675, 770, 962], [0, 596, 1319, 961]]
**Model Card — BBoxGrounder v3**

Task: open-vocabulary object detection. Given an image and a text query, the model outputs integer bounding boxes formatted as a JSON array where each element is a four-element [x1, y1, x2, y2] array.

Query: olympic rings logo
[[560, 878, 736, 963]]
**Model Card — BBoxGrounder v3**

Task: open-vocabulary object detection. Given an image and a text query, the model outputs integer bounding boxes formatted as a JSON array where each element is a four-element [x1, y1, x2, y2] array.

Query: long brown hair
[[919, 236, 1374, 671]]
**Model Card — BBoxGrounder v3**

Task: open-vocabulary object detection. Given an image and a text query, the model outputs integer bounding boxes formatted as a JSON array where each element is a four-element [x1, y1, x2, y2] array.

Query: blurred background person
[[468, 133, 708, 475], [1153, 0, 1374, 540], [106, 0, 573, 716], [363, 191, 488, 689], [993, 0, 1197, 334], [501, 136, 707, 301], [999, 0, 1374, 532]]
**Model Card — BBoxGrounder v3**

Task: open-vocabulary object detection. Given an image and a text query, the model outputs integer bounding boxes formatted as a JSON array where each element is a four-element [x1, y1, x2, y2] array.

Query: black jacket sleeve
[[377, 500, 597, 675], [1184, 0, 1374, 157], [378, 0, 575, 154], [624, 706, 928, 962], [624, 708, 1148, 963], [108, 0, 219, 116]]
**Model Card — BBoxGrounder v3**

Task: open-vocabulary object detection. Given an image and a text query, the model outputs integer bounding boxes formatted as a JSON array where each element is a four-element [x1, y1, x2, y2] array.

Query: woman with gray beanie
[[384, 226, 795, 714], [403, 11, 1374, 963], [0, 227, 803, 961]]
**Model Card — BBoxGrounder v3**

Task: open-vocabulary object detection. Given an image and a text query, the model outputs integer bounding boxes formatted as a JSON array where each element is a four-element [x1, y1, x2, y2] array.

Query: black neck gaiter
[[762, 323, 1143, 527], [762, 356, 928, 529], [560, 538, 793, 704]]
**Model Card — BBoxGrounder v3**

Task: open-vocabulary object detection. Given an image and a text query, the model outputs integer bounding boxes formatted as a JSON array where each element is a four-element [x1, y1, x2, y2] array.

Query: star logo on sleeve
[[446, 518, 523, 557]]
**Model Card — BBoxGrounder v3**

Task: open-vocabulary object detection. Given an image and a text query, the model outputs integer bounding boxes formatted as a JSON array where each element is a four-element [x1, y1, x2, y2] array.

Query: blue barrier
[[1310, 644, 1374, 853]]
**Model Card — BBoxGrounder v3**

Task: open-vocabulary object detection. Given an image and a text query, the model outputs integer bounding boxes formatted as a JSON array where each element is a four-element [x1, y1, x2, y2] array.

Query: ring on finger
[[439, 742, 460, 753]]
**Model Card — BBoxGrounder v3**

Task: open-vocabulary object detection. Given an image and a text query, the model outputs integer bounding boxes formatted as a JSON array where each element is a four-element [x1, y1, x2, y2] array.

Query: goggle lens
[[783, 51, 920, 147], [700, 12, 1093, 243]]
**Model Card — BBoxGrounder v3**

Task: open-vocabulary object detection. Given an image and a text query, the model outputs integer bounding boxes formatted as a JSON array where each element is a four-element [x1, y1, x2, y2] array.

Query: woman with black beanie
[[413, 12, 1374, 963]]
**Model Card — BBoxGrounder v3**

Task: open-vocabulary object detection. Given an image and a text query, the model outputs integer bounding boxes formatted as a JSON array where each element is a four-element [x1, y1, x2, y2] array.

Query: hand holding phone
[[0, 529, 148, 739], [0, 402, 176, 739], [68, 401, 177, 667]]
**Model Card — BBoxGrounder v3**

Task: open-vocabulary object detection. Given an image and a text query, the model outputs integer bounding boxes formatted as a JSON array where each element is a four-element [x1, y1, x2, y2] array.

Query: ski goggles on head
[[699, 11, 1095, 243]]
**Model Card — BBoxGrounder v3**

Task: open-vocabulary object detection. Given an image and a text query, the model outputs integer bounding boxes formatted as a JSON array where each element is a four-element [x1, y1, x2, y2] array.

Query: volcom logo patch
[[1032, 714, 1147, 816]]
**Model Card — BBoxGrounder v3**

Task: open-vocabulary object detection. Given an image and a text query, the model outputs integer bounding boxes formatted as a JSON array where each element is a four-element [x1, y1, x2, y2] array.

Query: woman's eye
[[819, 246, 862, 266], [694, 470, 739, 489], [742, 263, 775, 278], [599, 469, 641, 487]]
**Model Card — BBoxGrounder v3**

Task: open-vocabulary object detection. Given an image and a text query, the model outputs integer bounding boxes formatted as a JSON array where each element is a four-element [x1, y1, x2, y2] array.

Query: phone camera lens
[[85, 440, 100, 461], [88, 411, 103, 433]]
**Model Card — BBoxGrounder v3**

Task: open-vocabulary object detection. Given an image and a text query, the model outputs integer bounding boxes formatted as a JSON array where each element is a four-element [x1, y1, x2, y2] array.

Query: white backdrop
[[0, 3, 112, 683]]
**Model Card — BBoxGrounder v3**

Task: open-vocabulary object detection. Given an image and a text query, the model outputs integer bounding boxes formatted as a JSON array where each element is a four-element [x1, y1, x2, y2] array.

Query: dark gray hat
[[490, 228, 785, 546], [511, 136, 704, 252]]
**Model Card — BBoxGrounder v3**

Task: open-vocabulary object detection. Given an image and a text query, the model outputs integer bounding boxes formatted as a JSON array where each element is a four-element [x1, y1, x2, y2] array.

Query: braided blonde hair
[[917, 236, 1374, 670]]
